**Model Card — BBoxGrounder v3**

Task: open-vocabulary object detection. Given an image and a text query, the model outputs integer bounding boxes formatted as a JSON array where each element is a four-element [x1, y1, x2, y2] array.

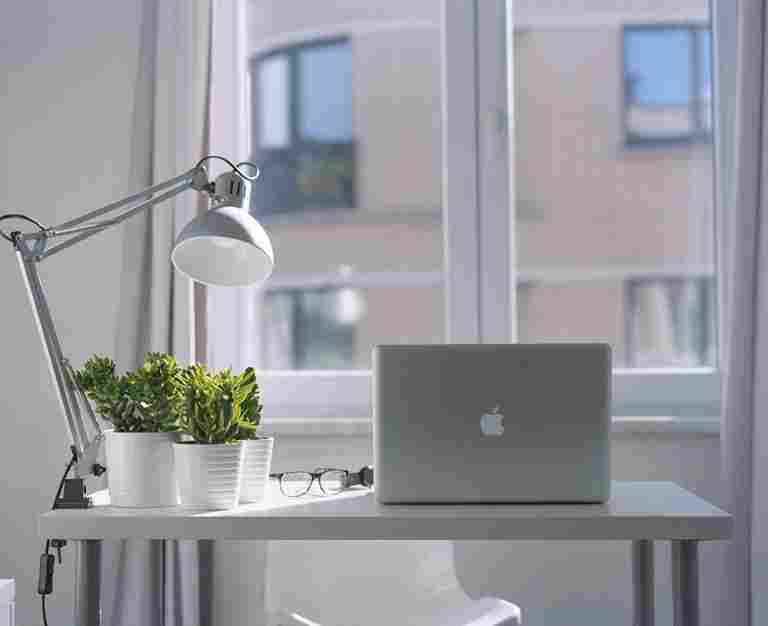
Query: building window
[[623, 25, 712, 145], [262, 287, 362, 370], [625, 276, 715, 367], [250, 38, 356, 214]]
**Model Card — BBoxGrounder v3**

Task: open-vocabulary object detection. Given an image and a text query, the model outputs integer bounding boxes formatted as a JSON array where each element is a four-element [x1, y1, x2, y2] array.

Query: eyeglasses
[[270, 466, 374, 497]]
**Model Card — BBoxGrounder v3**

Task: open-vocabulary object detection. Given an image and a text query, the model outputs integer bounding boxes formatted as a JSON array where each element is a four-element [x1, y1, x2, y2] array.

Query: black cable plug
[[38, 551, 54, 596], [39, 450, 79, 625]]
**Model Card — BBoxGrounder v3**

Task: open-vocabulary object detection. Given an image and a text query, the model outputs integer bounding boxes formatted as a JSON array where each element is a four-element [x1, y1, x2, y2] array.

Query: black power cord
[[39, 449, 78, 626], [41, 593, 48, 626], [193, 155, 261, 181], [0, 213, 48, 244]]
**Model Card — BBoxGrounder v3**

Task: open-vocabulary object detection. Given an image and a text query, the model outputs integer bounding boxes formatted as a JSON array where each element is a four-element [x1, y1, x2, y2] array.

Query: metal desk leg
[[74, 540, 101, 626], [632, 540, 655, 626], [672, 540, 699, 626]]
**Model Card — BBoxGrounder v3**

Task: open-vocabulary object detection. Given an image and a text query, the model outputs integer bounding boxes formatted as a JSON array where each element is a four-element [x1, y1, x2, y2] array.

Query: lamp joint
[[191, 167, 213, 193]]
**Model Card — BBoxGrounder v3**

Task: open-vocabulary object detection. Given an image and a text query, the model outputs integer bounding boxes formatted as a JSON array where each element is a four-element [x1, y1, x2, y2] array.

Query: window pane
[[262, 283, 443, 370], [263, 288, 358, 369], [624, 27, 693, 139], [625, 28, 691, 106], [250, 40, 356, 213], [257, 54, 290, 148], [627, 278, 715, 367], [510, 3, 715, 368], [248, 2, 444, 370], [298, 41, 354, 142]]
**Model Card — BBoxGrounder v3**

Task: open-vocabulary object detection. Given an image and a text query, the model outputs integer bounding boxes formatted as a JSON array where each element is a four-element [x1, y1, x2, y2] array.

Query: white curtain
[[107, 0, 213, 624], [716, 0, 768, 624], [115, 0, 208, 368]]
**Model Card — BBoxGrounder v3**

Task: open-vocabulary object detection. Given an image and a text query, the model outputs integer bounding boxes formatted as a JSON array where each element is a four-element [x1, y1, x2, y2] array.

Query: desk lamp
[[0, 155, 274, 509]]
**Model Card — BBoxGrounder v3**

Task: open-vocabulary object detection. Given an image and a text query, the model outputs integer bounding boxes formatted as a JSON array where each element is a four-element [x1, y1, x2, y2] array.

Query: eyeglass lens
[[318, 469, 347, 494], [280, 471, 313, 497]]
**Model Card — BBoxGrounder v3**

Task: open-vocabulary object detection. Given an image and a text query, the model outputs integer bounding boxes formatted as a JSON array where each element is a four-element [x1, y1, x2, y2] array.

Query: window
[[625, 276, 716, 368], [249, 38, 356, 214], [624, 25, 713, 144], [263, 288, 359, 370], [213, 0, 720, 425]]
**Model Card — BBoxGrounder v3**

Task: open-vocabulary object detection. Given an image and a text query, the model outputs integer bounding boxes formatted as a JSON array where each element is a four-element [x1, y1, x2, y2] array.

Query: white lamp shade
[[171, 206, 274, 286]]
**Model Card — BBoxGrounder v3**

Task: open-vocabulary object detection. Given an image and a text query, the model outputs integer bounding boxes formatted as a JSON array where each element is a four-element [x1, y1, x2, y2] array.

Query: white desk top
[[39, 481, 731, 542]]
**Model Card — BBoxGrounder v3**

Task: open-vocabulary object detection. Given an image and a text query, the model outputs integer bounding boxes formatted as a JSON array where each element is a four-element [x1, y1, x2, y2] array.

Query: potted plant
[[174, 365, 270, 509], [232, 368, 274, 504], [75, 353, 184, 507]]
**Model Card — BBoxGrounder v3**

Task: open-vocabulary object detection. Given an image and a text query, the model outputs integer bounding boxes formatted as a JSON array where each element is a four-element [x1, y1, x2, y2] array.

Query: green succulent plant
[[75, 353, 184, 432], [177, 365, 263, 444]]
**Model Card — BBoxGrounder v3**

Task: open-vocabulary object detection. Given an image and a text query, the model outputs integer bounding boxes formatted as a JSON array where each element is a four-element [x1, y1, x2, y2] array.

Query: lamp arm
[[5, 165, 215, 483], [36, 179, 196, 260], [46, 169, 201, 232], [17, 168, 210, 261], [16, 251, 89, 467]]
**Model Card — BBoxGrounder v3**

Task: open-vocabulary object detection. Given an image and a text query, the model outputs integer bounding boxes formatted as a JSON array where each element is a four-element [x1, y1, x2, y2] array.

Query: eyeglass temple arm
[[316, 465, 373, 487], [339, 466, 374, 488]]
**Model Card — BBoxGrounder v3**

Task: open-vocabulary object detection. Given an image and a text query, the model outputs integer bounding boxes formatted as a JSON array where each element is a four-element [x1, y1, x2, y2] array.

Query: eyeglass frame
[[270, 465, 374, 497]]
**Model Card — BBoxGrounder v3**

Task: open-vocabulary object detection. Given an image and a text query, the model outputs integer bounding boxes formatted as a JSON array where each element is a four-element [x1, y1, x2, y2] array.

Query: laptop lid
[[374, 344, 611, 503]]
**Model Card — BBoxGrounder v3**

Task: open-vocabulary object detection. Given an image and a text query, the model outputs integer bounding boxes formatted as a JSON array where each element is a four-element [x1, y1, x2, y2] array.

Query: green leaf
[[74, 352, 186, 433], [174, 363, 264, 443]]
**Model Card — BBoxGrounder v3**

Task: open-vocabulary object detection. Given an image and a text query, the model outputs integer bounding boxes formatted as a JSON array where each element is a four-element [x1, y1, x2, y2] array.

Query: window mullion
[[477, 0, 516, 344], [690, 27, 702, 134], [442, 0, 482, 342]]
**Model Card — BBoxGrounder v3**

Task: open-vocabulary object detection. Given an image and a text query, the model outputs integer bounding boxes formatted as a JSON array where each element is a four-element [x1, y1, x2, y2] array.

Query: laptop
[[373, 344, 611, 504]]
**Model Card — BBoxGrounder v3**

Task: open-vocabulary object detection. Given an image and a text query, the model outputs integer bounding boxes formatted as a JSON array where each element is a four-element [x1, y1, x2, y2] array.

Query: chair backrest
[[265, 541, 465, 626], [0, 580, 14, 626]]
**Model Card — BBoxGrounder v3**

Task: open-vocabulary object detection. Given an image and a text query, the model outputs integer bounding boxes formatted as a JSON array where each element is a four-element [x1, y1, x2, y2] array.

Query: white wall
[[0, 2, 150, 624]]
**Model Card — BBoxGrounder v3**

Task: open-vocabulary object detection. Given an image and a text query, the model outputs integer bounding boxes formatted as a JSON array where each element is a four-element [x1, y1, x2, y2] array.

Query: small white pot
[[173, 442, 244, 509], [239, 437, 274, 504], [104, 430, 178, 507]]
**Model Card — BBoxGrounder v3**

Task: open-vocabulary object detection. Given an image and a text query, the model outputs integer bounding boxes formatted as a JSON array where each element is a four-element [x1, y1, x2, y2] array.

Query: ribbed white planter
[[173, 442, 244, 509], [239, 437, 274, 504], [104, 430, 178, 507]]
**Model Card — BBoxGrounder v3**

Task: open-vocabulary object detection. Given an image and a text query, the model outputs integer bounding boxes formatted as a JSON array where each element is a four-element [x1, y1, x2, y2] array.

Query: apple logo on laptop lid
[[480, 405, 505, 436]]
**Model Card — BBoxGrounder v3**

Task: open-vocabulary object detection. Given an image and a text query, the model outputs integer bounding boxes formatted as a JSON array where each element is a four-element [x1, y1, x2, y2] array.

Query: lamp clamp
[[191, 164, 253, 211]]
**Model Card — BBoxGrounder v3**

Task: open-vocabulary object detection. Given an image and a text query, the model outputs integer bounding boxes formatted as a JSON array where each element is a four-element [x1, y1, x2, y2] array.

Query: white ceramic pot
[[239, 437, 274, 504], [173, 442, 244, 509], [104, 430, 178, 507]]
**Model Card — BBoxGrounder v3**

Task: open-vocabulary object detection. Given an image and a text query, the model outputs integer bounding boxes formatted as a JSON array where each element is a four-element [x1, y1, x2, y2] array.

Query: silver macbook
[[373, 344, 611, 504]]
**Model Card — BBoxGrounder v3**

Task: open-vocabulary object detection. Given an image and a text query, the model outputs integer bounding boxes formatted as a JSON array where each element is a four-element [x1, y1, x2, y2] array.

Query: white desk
[[40, 481, 731, 626]]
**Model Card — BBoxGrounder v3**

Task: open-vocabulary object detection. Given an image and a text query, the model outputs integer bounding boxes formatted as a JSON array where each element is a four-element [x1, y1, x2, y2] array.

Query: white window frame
[[212, 0, 721, 429]]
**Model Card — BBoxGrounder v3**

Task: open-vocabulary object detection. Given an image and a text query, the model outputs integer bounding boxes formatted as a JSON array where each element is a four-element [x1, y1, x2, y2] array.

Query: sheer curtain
[[716, 0, 768, 624], [108, 0, 213, 624]]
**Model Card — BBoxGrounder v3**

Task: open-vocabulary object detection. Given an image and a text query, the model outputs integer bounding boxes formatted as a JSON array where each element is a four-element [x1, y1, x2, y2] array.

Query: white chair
[[0, 580, 14, 626], [264, 541, 521, 626]]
